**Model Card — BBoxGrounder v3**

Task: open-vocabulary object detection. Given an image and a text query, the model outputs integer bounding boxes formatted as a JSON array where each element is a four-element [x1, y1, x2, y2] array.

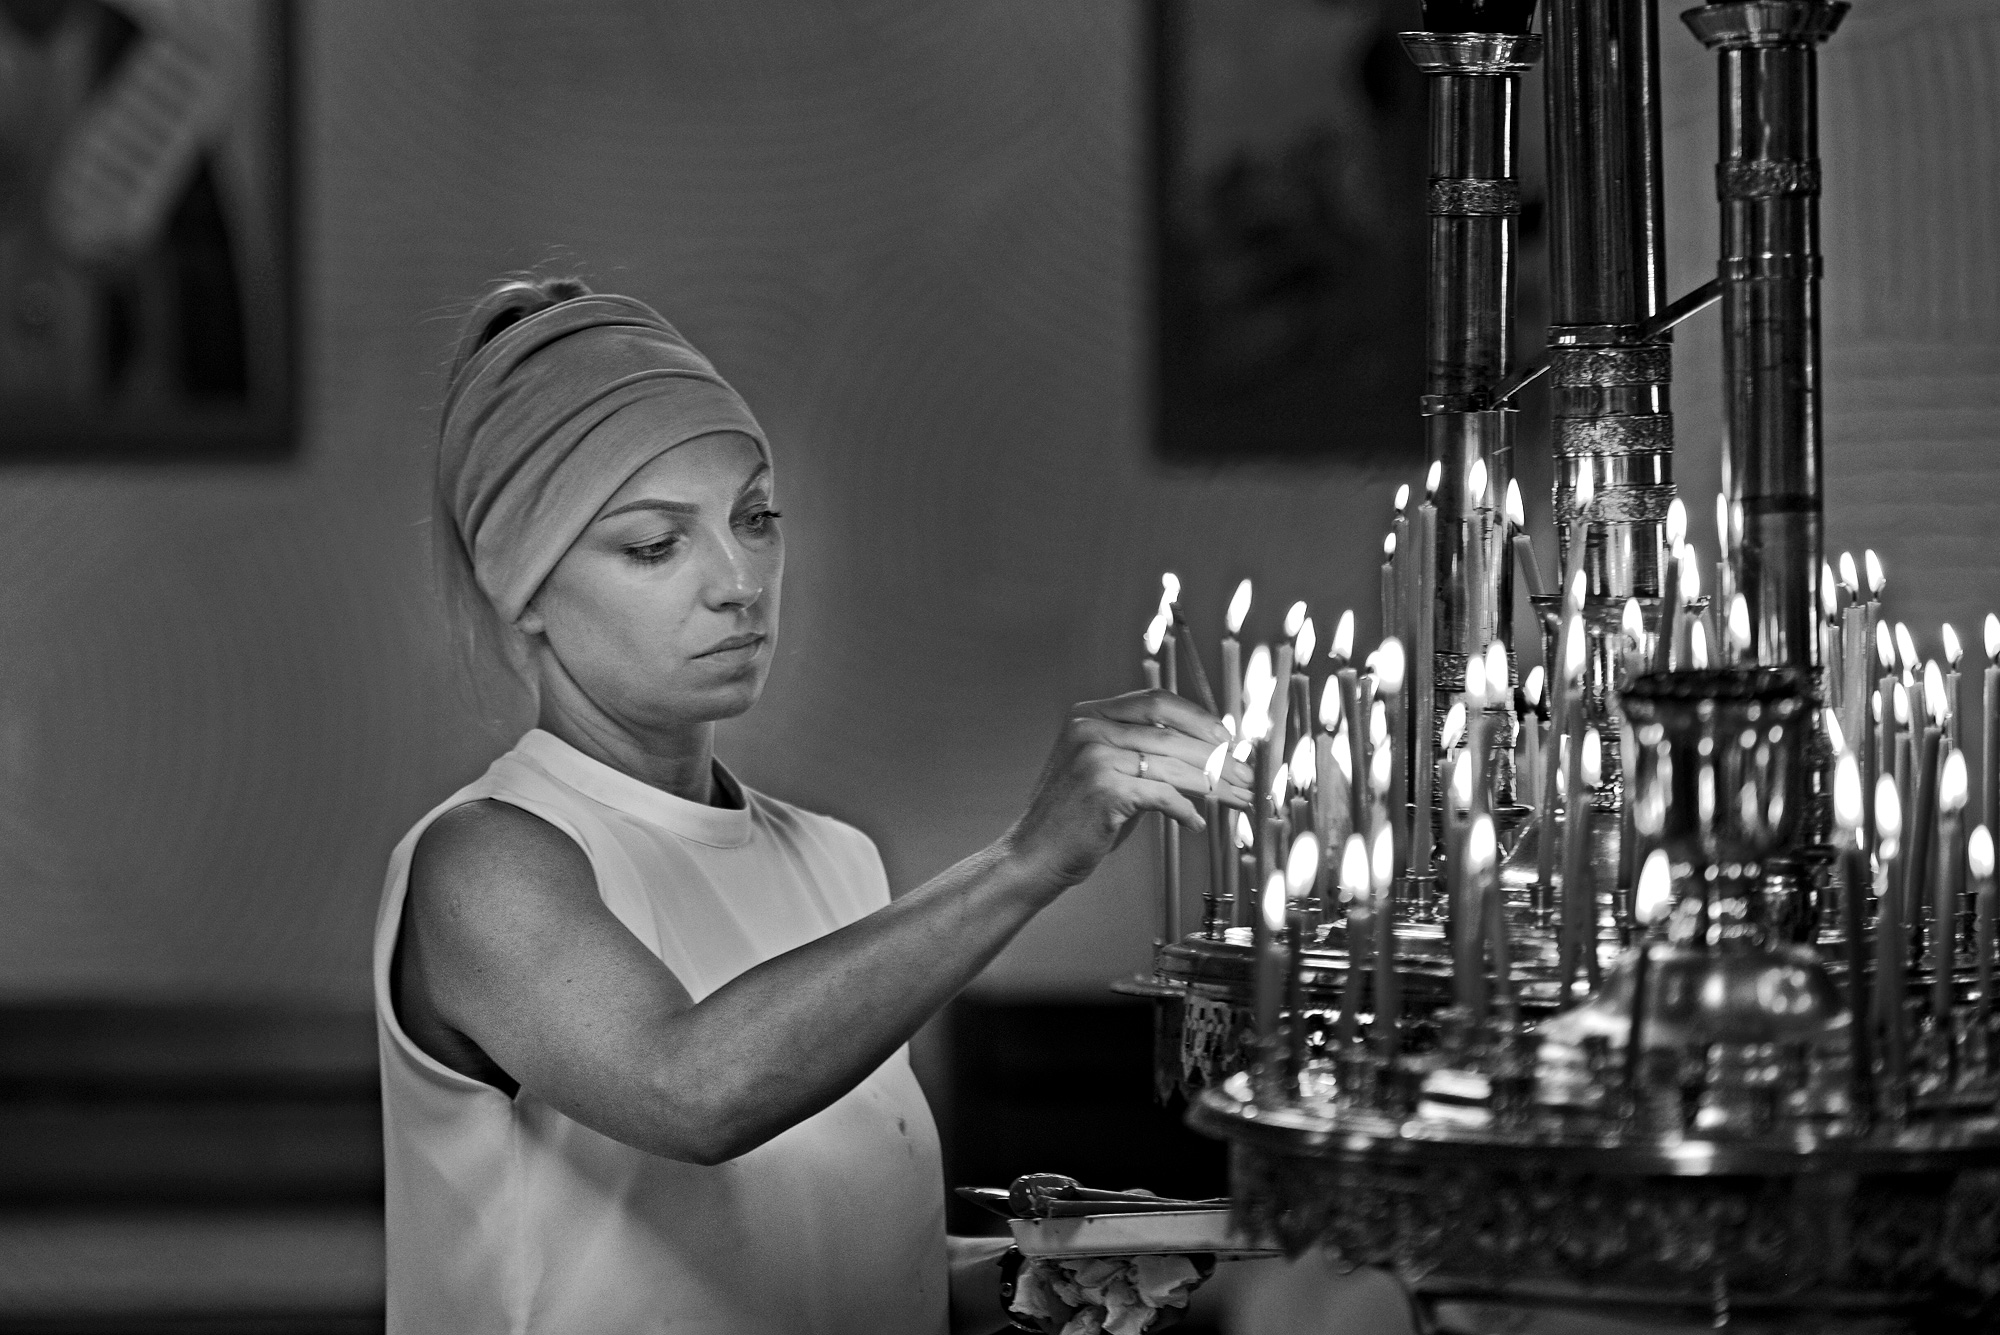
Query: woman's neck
[[535, 705, 720, 806]]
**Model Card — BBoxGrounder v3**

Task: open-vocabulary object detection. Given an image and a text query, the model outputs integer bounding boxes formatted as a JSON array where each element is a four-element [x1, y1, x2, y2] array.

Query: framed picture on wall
[[0, 0, 293, 460], [1152, 0, 1428, 463]]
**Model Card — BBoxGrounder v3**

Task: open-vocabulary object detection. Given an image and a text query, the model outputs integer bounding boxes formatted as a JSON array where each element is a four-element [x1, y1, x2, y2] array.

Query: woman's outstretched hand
[[1001, 690, 1256, 892]]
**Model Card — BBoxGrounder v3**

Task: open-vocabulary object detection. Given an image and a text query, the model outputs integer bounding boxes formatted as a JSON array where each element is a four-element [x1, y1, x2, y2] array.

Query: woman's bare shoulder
[[408, 798, 598, 924]]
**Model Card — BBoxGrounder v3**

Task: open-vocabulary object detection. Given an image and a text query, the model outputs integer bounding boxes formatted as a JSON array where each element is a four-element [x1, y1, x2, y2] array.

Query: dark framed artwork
[[0, 0, 293, 460], [1152, 0, 1429, 463]]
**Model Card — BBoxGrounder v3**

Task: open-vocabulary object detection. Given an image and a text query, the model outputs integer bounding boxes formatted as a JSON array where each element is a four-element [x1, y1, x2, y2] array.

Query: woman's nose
[[705, 539, 762, 610]]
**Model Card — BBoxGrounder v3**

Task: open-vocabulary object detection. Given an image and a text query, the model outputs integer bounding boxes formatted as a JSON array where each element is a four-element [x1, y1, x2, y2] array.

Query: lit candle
[[1333, 611, 1367, 848], [1570, 726, 1604, 993], [1466, 458, 1491, 650], [1314, 681, 1351, 862], [1908, 667, 1947, 952], [1222, 580, 1251, 730], [1142, 611, 1166, 691], [1944, 624, 1964, 752], [1656, 498, 1686, 672], [1464, 649, 1491, 827], [1335, 833, 1370, 1047], [1288, 735, 1316, 874], [1834, 754, 1874, 1122], [1288, 609, 1315, 757], [1727, 592, 1752, 668], [1449, 748, 1478, 1013], [1143, 612, 1176, 942], [1413, 483, 1440, 879], [1381, 534, 1398, 655], [1936, 748, 1968, 1029], [1375, 638, 1409, 878], [1520, 665, 1546, 819], [1235, 811, 1256, 931], [1202, 744, 1229, 936], [1715, 494, 1733, 622], [1985, 615, 2000, 846], [1627, 848, 1674, 1108], [1537, 578, 1587, 914], [1507, 479, 1543, 605], [1462, 812, 1497, 1022], [1253, 867, 1290, 1093], [1821, 564, 1842, 710], [1474, 812, 1513, 1024], [1620, 596, 1648, 686], [1877, 775, 1909, 1113], [1283, 831, 1321, 1085], [1371, 823, 1400, 1064], [1973, 825, 1995, 1061]]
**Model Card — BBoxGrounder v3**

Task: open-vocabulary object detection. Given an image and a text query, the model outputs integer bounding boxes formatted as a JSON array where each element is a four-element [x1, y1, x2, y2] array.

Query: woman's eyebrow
[[597, 498, 700, 521], [735, 464, 773, 498]]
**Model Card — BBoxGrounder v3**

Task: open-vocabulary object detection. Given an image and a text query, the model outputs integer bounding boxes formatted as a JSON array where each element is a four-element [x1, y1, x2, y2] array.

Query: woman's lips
[[697, 632, 765, 662]]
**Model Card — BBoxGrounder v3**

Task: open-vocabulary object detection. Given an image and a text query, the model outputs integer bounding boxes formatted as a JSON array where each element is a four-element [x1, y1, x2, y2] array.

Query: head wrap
[[439, 293, 768, 623]]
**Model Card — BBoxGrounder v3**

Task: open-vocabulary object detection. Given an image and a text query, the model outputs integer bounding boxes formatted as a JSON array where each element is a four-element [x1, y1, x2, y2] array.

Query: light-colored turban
[[439, 294, 768, 623]]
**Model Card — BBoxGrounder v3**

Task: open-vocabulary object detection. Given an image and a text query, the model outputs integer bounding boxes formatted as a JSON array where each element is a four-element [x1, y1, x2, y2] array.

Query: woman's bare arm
[[398, 690, 1247, 1165]]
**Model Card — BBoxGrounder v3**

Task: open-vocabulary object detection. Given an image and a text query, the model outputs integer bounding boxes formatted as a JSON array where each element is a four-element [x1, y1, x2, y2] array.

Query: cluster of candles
[[1143, 470, 2000, 1118]]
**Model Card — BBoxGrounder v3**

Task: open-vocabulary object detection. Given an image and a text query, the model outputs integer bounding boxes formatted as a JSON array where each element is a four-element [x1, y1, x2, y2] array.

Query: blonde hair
[[433, 275, 593, 719]]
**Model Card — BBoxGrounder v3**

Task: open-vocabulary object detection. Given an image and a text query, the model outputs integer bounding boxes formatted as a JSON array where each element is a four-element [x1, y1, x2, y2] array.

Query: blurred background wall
[[0, 0, 1992, 1331]]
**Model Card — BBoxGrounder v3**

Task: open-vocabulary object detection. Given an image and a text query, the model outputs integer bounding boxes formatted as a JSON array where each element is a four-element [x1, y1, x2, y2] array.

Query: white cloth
[[374, 729, 947, 1334]]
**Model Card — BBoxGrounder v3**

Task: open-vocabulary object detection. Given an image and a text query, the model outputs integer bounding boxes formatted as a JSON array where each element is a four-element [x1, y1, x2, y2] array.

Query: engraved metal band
[[1587, 484, 1677, 524], [1551, 346, 1673, 389], [1429, 178, 1521, 217], [1718, 159, 1821, 199], [1682, 0, 1848, 51], [1554, 415, 1675, 456]]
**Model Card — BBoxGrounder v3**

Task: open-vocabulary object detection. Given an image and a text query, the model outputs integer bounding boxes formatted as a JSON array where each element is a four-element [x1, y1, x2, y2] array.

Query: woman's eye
[[736, 508, 782, 536], [625, 535, 681, 564]]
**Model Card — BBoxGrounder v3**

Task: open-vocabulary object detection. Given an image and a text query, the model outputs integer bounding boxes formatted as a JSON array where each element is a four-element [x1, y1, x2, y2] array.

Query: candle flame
[[1425, 460, 1442, 498], [1838, 551, 1859, 595], [1370, 739, 1393, 796], [1715, 493, 1730, 548], [1680, 556, 1701, 602], [1988, 614, 2000, 665], [1369, 700, 1388, 748], [1877, 774, 1903, 853], [1895, 623, 1918, 675], [1973, 825, 1995, 880], [1383, 532, 1396, 560], [1864, 549, 1885, 597], [1143, 610, 1168, 657], [1467, 458, 1488, 507], [1877, 621, 1896, 672], [1241, 646, 1275, 741], [1944, 623, 1963, 669], [1893, 680, 1910, 726], [1666, 497, 1687, 549], [1332, 734, 1352, 782], [1574, 467, 1595, 513], [1621, 596, 1645, 644], [1727, 592, 1751, 652], [1295, 616, 1317, 667], [1457, 818, 1493, 888], [1395, 483, 1411, 512], [1235, 810, 1255, 849], [1289, 735, 1316, 791], [1340, 833, 1370, 896], [1374, 636, 1407, 696], [1823, 708, 1846, 756], [1371, 824, 1394, 892], [1523, 664, 1544, 707], [1226, 579, 1253, 635], [1819, 565, 1837, 622], [1505, 478, 1526, 528], [1465, 652, 1487, 708], [1262, 871, 1288, 933], [1282, 601, 1306, 639], [1270, 762, 1292, 807], [1943, 748, 1969, 813], [1285, 832, 1320, 898], [1636, 848, 1674, 925], [1160, 572, 1181, 608], [1582, 726, 1602, 788], [1872, 689, 1882, 723], [1483, 641, 1507, 702], [1690, 620, 1709, 668], [1833, 752, 1864, 830], [1331, 610, 1355, 663], [1451, 749, 1473, 812], [1318, 678, 1342, 733], [1568, 567, 1587, 613], [1565, 613, 1587, 681], [1440, 701, 1465, 753], [1926, 660, 1949, 722], [1204, 742, 1228, 789]]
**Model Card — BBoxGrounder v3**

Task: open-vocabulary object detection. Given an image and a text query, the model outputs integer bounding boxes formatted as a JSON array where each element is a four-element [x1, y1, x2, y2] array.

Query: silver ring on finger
[[1136, 752, 1149, 781]]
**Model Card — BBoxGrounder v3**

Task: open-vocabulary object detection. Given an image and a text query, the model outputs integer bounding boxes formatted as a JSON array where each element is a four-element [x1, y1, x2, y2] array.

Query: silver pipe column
[[1403, 31, 1542, 840], [1684, 0, 1848, 674]]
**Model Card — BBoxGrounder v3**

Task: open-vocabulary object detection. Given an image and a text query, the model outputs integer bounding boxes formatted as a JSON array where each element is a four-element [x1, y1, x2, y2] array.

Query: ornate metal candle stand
[[1192, 668, 2000, 1332]]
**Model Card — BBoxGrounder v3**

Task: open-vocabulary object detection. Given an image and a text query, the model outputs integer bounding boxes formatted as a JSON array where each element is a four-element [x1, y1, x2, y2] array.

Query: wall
[[0, 0, 1994, 1007]]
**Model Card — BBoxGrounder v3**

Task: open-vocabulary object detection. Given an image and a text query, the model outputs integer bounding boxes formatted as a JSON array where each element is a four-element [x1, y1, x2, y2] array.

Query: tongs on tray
[[956, 1173, 1228, 1220]]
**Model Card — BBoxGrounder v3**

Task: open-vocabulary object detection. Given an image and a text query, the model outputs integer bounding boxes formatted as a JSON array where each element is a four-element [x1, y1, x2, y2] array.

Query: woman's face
[[521, 426, 782, 731]]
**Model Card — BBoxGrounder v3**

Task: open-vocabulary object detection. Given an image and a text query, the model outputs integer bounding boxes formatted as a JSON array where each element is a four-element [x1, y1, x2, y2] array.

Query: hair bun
[[448, 276, 593, 385]]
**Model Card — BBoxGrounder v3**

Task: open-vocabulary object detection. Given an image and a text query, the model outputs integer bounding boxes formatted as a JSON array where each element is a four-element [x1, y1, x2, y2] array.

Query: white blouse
[[374, 729, 946, 1333]]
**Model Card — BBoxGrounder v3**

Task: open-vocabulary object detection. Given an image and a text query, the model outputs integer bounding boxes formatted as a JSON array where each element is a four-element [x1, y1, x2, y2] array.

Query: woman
[[376, 278, 1253, 1333]]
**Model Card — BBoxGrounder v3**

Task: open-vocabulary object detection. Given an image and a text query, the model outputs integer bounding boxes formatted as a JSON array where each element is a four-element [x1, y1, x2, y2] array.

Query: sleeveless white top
[[373, 729, 947, 1334]]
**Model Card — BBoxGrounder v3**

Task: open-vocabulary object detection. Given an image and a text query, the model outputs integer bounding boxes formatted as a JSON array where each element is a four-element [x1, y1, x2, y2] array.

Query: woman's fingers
[[1083, 690, 1231, 744], [1072, 718, 1254, 797], [1120, 774, 1205, 833]]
